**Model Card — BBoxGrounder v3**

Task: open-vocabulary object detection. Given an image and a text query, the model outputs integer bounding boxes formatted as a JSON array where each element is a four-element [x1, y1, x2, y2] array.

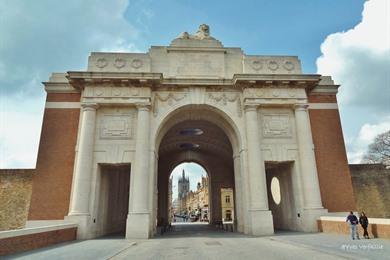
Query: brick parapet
[[0, 227, 77, 256]]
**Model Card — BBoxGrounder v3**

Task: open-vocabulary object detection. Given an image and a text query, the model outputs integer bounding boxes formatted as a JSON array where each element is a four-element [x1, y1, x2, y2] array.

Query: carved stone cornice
[[310, 84, 340, 94], [233, 74, 321, 90], [66, 71, 322, 91], [67, 71, 162, 89]]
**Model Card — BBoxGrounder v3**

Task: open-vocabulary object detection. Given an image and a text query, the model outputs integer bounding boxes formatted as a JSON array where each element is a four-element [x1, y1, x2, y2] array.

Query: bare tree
[[362, 130, 390, 165]]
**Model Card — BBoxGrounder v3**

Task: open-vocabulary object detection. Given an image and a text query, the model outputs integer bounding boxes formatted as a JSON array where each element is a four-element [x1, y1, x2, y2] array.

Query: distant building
[[221, 188, 234, 222], [178, 170, 189, 199], [184, 176, 209, 221], [177, 170, 190, 214], [172, 198, 180, 214]]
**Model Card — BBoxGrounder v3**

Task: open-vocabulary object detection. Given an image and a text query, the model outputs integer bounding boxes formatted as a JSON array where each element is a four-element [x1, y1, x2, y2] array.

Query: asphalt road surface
[[7, 223, 389, 260]]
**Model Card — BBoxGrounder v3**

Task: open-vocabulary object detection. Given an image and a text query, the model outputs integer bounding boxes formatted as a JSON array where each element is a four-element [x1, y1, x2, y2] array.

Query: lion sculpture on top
[[178, 24, 215, 40]]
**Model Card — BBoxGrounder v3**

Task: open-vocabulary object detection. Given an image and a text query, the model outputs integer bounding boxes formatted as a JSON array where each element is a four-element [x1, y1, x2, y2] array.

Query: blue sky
[[0, 0, 389, 167], [125, 0, 365, 73]]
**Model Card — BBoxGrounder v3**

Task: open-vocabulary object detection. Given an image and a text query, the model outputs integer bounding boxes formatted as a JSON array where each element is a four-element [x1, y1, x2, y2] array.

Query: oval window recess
[[271, 177, 281, 205]]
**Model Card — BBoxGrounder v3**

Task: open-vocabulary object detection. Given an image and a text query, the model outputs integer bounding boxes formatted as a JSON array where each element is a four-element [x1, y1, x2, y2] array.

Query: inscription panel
[[262, 114, 292, 138], [100, 114, 134, 140], [168, 51, 225, 78]]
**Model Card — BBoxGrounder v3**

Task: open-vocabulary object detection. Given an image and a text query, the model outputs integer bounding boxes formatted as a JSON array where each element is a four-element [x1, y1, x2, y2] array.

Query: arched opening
[[154, 105, 241, 235], [266, 162, 297, 231], [169, 162, 210, 225]]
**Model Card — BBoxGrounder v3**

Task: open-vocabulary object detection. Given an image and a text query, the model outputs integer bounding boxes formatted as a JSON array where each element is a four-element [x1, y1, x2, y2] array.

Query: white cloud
[[0, 95, 45, 168], [0, 0, 145, 168], [317, 0, 390, 111], [316, 0, 390, 163], [346, 117, 390, 163]]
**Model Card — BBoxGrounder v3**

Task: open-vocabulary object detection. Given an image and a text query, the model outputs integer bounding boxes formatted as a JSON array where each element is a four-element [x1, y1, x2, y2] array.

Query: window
[[225, 195, 230, 203], [226, 210, 232, 221]]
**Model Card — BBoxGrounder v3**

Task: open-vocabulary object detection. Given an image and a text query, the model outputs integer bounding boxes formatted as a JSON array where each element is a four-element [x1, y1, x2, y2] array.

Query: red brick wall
[[46, 93, 81, 102], [308, 94, 356, 212], [28, 93, 80, 220], [308, 94, 337, 103], [0, 227, 77, 256]]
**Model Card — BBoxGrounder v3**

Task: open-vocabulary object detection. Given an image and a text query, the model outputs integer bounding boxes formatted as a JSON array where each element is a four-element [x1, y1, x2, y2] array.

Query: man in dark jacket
[[359, 212, 369, 239], [346, 211, 360, 240]]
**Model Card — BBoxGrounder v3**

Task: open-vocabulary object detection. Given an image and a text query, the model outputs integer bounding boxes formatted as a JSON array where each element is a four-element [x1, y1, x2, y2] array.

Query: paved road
[[7, 223, 389, 260]]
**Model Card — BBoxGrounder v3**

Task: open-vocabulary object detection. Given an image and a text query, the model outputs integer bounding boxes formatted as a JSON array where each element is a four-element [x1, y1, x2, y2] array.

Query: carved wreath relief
[[94, 57, 144, 70], [89, 84, 141, 98], [152, 92, 187, 116], [208, 92, 242, 117], [248, 59, 296, 73], [114, 58, 126, 69], [96, 58, 108, 68]]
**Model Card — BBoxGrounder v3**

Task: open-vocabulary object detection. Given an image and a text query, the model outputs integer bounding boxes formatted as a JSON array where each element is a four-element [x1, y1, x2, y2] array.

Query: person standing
[[359, 212, 370, 239], [346, 211, 360, 240]]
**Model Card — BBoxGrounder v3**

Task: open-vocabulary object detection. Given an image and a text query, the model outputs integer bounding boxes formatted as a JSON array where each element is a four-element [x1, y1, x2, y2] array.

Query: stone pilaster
[[294, 104, 327, 231], [233, 154, 244, 232], [244, 104, 274, 235], [126, 103, 151, 239], [66, 103, 98, 239]]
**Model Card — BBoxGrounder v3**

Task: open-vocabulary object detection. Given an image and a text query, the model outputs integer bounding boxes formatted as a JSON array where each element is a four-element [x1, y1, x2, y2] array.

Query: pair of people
[[346, 211, 369, 240]]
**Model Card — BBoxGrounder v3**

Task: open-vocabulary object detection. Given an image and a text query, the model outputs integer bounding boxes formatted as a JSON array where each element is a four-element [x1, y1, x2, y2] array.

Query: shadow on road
[[156, 222, 251, 239]]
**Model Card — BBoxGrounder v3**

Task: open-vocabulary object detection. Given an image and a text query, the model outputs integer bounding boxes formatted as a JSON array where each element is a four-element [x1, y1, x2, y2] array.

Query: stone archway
[[153, 105, 244, 235]]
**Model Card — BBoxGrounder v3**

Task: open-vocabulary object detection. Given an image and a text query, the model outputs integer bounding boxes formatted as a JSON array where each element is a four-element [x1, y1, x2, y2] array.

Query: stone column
[[294, 104, 323, 208], [126, 104, 151, 239], [66, 103, 98, 239], [294, 104, 327, 231], [238, 149, 251, 234], [244, 104, 274, 235], [233, 154, 244, 232], [149, 150, 158, 236]]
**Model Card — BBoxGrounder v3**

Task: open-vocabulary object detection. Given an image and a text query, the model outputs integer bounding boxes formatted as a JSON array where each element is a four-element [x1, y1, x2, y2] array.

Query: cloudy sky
[[1, 0, 389, 173]]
